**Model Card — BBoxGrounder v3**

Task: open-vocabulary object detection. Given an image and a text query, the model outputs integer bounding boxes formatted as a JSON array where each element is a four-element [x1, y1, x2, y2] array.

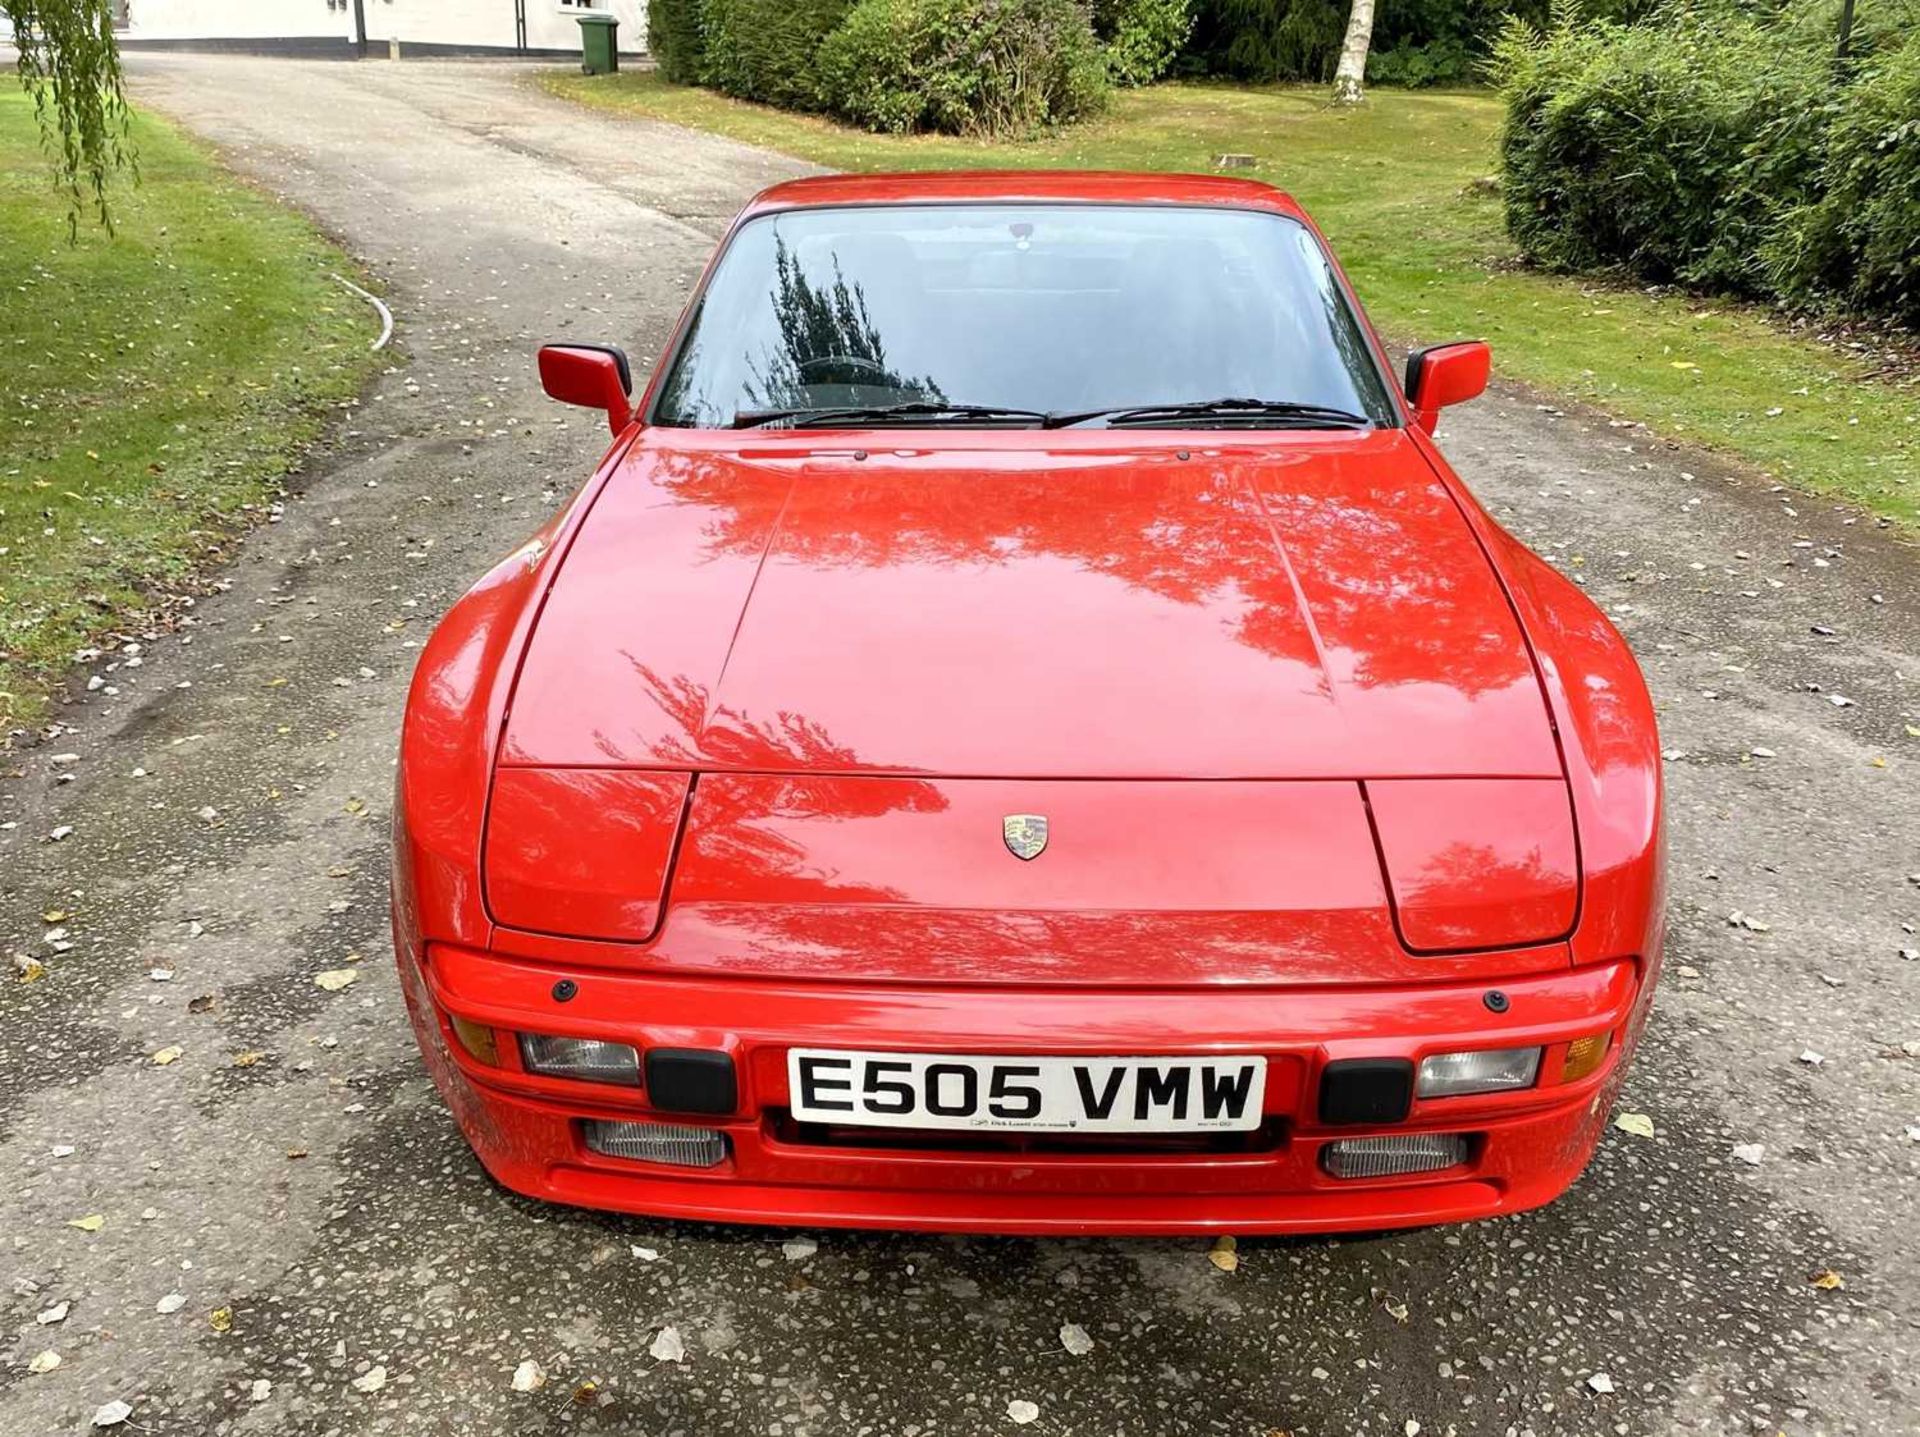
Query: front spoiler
[[396, 940, 1647, 1236]]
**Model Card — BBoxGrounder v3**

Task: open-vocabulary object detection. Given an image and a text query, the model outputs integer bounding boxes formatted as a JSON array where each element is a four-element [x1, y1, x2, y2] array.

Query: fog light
[[1323, 1132, 1469, 1179], [520, 1033, 640, 1085], [1560, 1031, 1611, 1083], [448, 1014, 498, 1066], [583, 1119, 727, 1168], [1417, 1046, 1541, 1098]]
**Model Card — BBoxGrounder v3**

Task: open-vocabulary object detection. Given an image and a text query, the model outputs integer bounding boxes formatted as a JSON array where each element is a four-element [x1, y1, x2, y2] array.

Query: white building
[[122, 0, 648, 61]]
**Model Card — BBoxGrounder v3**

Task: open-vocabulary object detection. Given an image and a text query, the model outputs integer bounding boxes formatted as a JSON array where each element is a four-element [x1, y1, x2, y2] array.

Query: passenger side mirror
[[538, 344, 634, 436], [1403, 341, 1490, 434]]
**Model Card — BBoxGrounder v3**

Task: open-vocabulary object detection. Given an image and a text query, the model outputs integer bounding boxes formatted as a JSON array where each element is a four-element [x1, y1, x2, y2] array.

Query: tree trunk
[[1332, 0, 1375, 105]]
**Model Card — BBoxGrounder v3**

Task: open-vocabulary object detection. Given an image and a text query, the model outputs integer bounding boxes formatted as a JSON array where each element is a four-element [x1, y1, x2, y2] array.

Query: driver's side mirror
[[1404, 341, 1490, 434], [538, 344, 633, 436]]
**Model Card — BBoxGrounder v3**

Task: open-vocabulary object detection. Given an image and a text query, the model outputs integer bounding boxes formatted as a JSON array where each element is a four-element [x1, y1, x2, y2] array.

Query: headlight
[[519, 1033, 641, 1085], [1416, 1046, 1540, 1098]]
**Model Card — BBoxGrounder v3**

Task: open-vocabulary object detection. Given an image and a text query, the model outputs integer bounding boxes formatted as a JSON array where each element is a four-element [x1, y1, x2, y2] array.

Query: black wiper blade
[[1042, 398, 1372, 429], [732, 402, 1049, 429]]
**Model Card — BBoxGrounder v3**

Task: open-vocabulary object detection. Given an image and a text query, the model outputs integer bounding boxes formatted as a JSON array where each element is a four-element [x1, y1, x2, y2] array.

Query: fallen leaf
[[1060, 1322, 1094, 1356], [630, 1245, 660, 1262], [27, 1350, 61, 1375], [151, 1045, 183, 1066], [511, 1359, 546, 1392], [1208, 1234, 1238, 1272], [93, 1400, 133, 1428], [1383, 1294, 1409, 1323], [37, 1300, 70, 1324], [650, 1326, 685, 1363], [570, 1380, 599, 1406], [1809, 1269, 1844, 1290], [68, 1214, 105, 1232], [210, 1306, 233, 1333], [1008, 1399, 1041, 1425], [1588, 1372, 1616, 1394], [1613, 1112, 1655, 1139], [1732, 1143, 1765, 1166], [230, 1050, 266, 1068], [249, 1379, 271, 1402], [781, 1238, 817, 1262], [156, 1293, 186, 1314], [350, 1365, 387, 1393], [313, 969, 358, 992]]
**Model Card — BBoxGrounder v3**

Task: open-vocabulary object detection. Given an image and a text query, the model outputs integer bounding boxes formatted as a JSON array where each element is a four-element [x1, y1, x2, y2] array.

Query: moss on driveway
[[0, 91, 381, 730], [541, 72, 1918, 527]]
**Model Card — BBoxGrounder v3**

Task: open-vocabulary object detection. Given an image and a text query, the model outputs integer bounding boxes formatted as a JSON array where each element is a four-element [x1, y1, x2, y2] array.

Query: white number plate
[[787, 1049, 1267, 1133]]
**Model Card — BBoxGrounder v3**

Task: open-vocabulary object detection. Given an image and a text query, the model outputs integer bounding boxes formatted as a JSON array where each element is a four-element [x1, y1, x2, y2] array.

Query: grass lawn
[[541, 72, 1917, 526], [0, 91, 380, 730]]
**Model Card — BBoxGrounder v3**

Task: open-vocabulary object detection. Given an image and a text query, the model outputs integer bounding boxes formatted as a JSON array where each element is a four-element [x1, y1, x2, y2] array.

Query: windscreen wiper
[[1042, 398, 1373, 429], [732, 402, 1050, 429]]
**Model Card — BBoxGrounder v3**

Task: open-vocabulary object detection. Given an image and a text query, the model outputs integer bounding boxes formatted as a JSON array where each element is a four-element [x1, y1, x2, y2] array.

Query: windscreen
[[650, 203, 1396, 428]]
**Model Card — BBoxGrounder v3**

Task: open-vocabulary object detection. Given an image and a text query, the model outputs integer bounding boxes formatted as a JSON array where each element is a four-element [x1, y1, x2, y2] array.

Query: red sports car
[[391, 172, 1663, 1235]]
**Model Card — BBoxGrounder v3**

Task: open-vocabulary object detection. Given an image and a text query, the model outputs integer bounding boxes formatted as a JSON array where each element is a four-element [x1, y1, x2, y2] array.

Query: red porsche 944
[[391, 172, 1663, 1236]]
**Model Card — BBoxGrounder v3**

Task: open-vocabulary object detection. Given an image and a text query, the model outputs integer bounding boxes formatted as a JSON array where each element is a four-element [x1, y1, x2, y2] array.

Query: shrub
[[816, 0, 1109, 135], [1183, 0, 1345, 82], [698, 0, 852, 109], [1366, 35, 1477, 86], [1180, 0, 1659, 86], [1094, 0, 1196, 85], [646, 0, 705, 82], [1769, 39, 1920, 324], [1488, 11, 1829, 293], [1490, 3, 1919, 325]]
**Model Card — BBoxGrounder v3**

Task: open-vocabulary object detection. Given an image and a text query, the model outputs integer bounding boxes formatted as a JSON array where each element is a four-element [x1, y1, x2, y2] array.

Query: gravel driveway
[[1, 53, 1914, 1437]]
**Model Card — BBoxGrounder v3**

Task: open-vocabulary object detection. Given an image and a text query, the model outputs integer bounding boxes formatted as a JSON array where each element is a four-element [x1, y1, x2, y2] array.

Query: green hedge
[[646, 0, 705, 82], [814, 0, 1110, 135], [647, 0, 1111, 135], [1769, 38, 1920, 322], [1491, 5, 1918, 324], [1094, 0, 1196, 85], [699, 0, 851, 109]]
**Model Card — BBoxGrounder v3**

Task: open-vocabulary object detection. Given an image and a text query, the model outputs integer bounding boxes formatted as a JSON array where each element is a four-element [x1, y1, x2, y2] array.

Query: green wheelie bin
[[577, 13, 619, 75]]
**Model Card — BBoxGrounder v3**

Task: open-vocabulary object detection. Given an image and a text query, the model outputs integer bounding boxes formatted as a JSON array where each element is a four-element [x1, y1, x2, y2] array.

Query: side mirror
[[538, 344, 633, 436], [1403, 341, 1490, 434]]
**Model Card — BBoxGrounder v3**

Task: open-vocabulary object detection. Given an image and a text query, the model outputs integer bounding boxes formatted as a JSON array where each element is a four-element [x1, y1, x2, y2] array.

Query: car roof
[[743, 170, 1310, 222]]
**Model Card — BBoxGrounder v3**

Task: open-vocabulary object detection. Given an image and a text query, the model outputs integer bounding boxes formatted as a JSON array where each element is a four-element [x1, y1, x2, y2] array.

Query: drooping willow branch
[[5, 0, 135, 238]]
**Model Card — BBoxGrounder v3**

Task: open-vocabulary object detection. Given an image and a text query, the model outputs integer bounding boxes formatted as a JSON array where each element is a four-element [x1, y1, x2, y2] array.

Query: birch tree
[[1331, 0, 1375, 104]]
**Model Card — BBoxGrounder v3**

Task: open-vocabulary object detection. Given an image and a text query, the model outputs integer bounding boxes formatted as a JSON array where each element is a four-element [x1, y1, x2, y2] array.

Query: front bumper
[[396, 940, 1647, 1236]]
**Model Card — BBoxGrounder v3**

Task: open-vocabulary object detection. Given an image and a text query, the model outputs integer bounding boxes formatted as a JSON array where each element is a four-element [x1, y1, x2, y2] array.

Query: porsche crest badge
[[1002, 814, 1049, 861]]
